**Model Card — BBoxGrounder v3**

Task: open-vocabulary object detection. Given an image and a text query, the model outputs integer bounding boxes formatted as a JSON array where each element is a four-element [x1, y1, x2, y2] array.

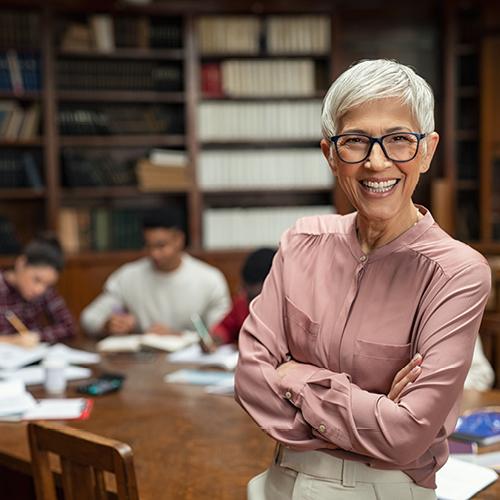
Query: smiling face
[[321, 98, 439, 226]]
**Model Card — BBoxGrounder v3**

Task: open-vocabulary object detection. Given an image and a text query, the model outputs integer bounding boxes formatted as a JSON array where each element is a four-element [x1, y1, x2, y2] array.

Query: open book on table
[[97, 331, 199, 353]]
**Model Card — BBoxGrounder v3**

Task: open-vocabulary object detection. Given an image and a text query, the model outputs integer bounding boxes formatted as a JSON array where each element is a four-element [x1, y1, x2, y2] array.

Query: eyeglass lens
[[336, 133, 420, 162]]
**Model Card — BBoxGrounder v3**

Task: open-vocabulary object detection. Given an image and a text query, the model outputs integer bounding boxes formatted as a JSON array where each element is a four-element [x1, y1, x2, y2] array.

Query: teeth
[[361, 179, 398, 193]]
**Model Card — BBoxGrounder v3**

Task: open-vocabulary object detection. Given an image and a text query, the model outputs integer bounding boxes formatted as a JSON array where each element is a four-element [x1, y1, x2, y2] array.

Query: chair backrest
[[28, 422, 139, 500]]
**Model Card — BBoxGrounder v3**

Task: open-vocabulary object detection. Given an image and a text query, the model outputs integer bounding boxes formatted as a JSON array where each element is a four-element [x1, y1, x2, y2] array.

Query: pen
[[5, 311, 29, 335]]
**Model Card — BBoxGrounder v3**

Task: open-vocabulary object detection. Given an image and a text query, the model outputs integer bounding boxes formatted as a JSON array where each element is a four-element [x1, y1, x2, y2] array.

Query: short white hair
[[321, 59, 435, 139]]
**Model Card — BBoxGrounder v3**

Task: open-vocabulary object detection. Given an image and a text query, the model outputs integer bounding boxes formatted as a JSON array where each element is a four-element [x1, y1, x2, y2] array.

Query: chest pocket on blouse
[[284, 297, 319, 360], [353, 339, 411, 394]]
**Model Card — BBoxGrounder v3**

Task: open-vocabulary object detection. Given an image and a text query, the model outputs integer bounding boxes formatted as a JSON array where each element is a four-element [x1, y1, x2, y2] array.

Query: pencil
[[5, 310, 29, 335]]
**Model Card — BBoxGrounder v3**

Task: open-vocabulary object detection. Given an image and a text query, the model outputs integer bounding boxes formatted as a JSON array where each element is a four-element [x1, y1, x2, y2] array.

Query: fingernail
[[411, 366, 421, 374], [412, 353, 422, 362]]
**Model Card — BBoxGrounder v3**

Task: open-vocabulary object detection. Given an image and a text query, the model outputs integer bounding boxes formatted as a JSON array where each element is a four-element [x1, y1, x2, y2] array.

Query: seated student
[[464, 337, 495, 390], [210, 247, 276, 346], [0, 234, 75, 346], [81, 207, 231, 337]]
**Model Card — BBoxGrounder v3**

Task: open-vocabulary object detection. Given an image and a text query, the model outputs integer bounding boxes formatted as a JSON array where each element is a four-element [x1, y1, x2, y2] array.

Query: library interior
[[1, 0, 500, 499]]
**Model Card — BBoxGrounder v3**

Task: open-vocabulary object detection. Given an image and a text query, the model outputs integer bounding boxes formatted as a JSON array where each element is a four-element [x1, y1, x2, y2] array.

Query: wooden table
[[0, 349, 275, 499], [0, 348, 499, 499]]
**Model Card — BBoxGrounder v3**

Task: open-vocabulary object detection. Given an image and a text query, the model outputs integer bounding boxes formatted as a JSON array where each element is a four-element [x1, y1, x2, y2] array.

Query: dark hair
[[142, 207, 185, 233], [22, 233, 64, 272], [242, 247, 276, 285]]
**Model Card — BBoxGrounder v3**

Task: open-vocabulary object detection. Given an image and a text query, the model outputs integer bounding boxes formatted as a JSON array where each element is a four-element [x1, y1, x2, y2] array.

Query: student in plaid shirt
[[0, 235, 75, 346]]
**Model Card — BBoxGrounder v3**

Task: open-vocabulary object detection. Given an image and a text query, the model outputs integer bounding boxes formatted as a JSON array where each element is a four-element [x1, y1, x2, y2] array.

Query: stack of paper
[[164, 369, 235, 395], [0, 379, 93, 422], [167, 344, 239, 371], [0, 365, 92, 386], [0, 379, 36, 417], [45, 344, 100, 365], [436, 456, 498, 499], [0, 343, 48, 370]]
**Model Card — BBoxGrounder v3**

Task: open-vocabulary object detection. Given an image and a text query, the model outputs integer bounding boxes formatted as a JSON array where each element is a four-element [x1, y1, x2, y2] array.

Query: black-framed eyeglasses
[[330, 132, 426, 164]]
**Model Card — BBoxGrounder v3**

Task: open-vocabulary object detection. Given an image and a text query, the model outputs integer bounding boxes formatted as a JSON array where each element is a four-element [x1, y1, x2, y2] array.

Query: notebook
[[452, 407, 500, 446]]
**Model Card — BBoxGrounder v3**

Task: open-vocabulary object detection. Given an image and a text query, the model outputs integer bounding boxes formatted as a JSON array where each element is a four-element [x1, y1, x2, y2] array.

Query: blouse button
[[318, 424, 327, 433], [284, 391, 292, 400], [360, 255, 367, 262]]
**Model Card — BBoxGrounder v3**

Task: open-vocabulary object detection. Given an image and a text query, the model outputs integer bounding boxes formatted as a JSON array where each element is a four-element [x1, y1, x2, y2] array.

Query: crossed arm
[[234, 248, 491, 466]]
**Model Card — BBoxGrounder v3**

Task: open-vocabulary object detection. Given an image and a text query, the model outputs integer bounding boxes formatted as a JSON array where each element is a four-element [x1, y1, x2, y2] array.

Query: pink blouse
[[234, 207, 491, 488]]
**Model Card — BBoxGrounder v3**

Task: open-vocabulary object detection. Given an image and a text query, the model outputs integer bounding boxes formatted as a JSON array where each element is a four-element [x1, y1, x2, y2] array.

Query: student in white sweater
[[81, 208, 231, 337]]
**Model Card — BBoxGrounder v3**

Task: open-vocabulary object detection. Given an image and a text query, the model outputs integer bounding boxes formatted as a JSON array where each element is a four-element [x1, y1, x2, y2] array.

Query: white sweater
[[81, 254, 231, 336]]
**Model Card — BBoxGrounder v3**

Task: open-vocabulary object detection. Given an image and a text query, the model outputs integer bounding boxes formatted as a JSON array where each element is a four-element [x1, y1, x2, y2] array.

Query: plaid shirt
[[0, 271, 75, 343]]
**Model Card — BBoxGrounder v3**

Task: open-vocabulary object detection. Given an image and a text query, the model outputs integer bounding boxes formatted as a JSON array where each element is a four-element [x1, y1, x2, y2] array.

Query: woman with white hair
[[235, 59, 491, 499]]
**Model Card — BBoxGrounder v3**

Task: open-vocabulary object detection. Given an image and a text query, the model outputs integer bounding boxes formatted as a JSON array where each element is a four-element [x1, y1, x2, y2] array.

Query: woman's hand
[[387, 353, 422, 402], [276, 354, 422, 402], [276, 360, 300, 381]]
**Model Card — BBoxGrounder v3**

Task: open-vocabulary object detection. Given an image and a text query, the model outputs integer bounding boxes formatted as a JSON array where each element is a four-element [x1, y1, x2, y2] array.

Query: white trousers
[[248, 447, 437, 500]]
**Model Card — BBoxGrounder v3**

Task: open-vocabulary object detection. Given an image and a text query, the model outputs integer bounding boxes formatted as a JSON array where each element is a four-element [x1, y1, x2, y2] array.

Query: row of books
[[201, 60, 317, 97], [62, 151, 136, 187], [0, 52, 42, 92], [57, 60, 182, 91], [197, 16, 330, 55], [0, 152, 43, 188], [58, 207, 144, 253], [0, 217, 21, 255], [198, 149, 332, 189], [0, 102, 40, 140], [60, 15, 182, 53], [59, 105, 183, 135], [198, 101, 322, 141], [203, 205, 333, 249], [0, 11, 39, 49]]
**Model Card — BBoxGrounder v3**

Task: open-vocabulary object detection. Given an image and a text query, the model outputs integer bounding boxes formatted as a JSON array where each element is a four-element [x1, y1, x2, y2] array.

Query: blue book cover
[[452, 406, 500, 446]]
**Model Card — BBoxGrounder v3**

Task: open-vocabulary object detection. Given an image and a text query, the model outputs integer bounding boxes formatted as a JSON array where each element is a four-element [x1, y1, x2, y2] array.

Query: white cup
[[43, 357, 67, 395]]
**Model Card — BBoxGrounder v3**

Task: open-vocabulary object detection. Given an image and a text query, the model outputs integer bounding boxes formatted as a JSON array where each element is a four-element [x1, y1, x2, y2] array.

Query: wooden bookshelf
[[57, 90, 185, 103], [0, 0, 497, 263], [59, 135, 186, 147]]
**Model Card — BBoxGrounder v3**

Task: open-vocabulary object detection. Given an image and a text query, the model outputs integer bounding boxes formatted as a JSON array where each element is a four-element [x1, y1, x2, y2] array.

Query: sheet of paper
[[97, 335, 142, 352], [46, 344, 100, 365], [0, 379, 37, 416], [0, 365, 92, 386], [0, 343, 48, 370], [436, 456, 498, 500], [23, 398, 89, 420], [452, 451, 500, 473], [164, 368, 234, 386], [167, 344, 239, 371]]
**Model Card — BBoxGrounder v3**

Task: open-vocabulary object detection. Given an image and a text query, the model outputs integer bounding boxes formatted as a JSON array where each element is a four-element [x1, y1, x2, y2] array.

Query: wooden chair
[[28, 422, 139, 500]]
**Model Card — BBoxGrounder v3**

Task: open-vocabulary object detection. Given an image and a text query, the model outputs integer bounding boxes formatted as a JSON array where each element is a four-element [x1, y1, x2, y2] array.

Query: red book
[[201, 62, 223, 97]]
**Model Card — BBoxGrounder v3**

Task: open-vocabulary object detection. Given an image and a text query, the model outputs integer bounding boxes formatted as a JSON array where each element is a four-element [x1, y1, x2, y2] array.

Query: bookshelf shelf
[[0, 188, 45, 199], [57, 90, 185, 103], [59, 135, 185, 147], [0, 91, 42, 101], [58, 48, 185, 60], [456, 180, 479, 190], [456, 130, 478, 140], [200, 53, 330, 60], [458, 86, 479, 98], [201, 139, 321, 148], [202, 187, 332, 196], [201, 94, 325, 101], [61, 186, 190, 199], [0, 139, 43, 148]]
